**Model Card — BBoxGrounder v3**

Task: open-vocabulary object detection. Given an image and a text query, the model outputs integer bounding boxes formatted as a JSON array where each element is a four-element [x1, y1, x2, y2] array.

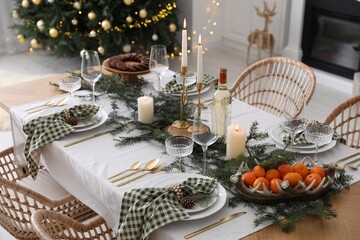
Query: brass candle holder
[[172, 66, 189, 129]]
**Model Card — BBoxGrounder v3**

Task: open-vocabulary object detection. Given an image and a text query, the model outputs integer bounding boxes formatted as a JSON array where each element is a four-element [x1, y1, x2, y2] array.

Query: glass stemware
[[149, 45, 169, 91], [281, 94, 308, 148], [58, 76, 81, 105], [304, 124, 334, 163], [192, 106, 219, 173], [165, 136, 194, 172], [81, 50, 102, 105]]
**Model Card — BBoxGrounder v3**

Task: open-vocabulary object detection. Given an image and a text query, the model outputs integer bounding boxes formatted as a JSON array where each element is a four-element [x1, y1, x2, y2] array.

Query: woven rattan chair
[[0, 147, 96, 239], [230, 56, 316, 117], [324, 95, 360, 149], [31, 210, 116, 239]]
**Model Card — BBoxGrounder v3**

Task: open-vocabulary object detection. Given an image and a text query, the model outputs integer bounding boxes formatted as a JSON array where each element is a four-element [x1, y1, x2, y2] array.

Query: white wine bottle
[[213, 68, 232, 136]]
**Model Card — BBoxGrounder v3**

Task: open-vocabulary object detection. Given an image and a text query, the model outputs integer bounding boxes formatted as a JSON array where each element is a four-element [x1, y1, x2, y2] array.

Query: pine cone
[[180, 196, 195, 209], [65, 116, 79, 126]]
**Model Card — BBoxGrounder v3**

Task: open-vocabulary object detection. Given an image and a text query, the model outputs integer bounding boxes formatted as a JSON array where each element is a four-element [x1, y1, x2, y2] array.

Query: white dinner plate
[[74, 108, 103, 128], [152, 77, 211, 97], [74, 108, 108, 132], [144, 173, 227, 220], [273, 140, 337, 154]]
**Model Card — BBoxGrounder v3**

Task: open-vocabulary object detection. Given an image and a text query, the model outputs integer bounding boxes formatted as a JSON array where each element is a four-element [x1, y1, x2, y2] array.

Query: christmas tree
[[11, 0, 180, 58]]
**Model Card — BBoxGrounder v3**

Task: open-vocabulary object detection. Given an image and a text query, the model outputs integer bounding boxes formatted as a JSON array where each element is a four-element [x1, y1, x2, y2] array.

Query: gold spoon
[[25, 99, 54, 111], [116, 163, 165, 187], [110, 158, 159, 183], [349, 162, 360, 170], [107, 161, 141, 180], [27, 96, 68, 114], [337, 158, 360, 171]]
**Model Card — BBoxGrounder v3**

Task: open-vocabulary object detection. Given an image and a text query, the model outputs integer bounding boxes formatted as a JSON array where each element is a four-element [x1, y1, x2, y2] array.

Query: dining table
[[1, 71, 360, 240]]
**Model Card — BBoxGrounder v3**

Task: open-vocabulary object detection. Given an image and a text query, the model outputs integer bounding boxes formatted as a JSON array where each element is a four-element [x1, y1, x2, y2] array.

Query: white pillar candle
[[197, 35, 203, 84], [226, 125, 246, 160], [181, 18, 187, 67], [137, 96, 154, 124]]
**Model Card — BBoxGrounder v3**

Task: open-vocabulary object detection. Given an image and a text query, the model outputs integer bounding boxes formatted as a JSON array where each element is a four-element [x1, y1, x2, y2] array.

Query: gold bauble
[[32, 0, 42, 5], [12, 10, 19, 19], [139, 9, 147, 19], [89, 30, 96, 37], [122, 44, 131, 53], [30, 39, 40, 48], [126, 15, 133, 23], [97, 46, 105, 55], [169, 23, 177, 32], [88, 11, 96, 20], [49, 28, 59, 38], [21, 0, 29, 8], [47, 0, 54, 3], [17, 34, 26, 43], [73, 1, 81, 10], [123, 0, 132, 6], [71, 18, 78, 25], [101, 20, 111, 31]]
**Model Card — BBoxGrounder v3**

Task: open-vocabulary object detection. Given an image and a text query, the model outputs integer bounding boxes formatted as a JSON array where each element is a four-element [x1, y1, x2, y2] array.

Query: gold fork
[[116, 163, 165, 187]]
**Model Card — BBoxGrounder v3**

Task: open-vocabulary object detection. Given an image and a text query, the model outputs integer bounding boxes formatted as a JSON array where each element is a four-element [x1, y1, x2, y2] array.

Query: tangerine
[[253, 177, 270, 191], [252, 166, 266, 178], [265, 169, 281, 182], [305, 173, 322, 189], [293, 163, 309, 179], [310, 166, 326, 179], [278, 164, 294, 179], [270, 178, 283, 194], [241, 172, 257, 187], [283, 172, 303, 187]]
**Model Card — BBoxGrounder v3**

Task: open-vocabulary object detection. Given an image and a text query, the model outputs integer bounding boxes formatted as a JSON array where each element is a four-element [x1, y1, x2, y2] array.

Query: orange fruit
[[253, 177, 270, 191], [270, 178, 283, 194], [265, 169, 280, 182], [293, 163, 309, 179], [305, 173, 322, 189], [241, 172, 257, 187], [310, 166, 326, 179], [283, 172, 303, 187], [252, 166, 266, 178], [278, 164, 294, 179]]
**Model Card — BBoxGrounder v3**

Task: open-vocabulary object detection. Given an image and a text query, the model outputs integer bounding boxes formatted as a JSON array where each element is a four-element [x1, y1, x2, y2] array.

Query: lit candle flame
[[183, 18, 186, 29], [198, 34, 202, 45]]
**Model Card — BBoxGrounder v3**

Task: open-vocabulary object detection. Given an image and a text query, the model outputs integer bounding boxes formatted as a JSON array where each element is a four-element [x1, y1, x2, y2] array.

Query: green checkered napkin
[[23, 104, 99, 179], [118, 177, 217, 240], [162, 74, 216, 94]]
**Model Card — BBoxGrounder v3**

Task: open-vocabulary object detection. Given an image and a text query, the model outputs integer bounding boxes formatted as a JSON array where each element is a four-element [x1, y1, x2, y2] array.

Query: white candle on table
[[226, 124, 246, 160], [181, 18, 187, 67], [197, 34, 203, 84], [137, 96, 154, 124]]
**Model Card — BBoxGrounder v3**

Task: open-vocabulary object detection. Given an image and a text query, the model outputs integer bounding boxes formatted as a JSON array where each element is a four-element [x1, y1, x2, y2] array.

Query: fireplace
[[301, 0, 360, 79]]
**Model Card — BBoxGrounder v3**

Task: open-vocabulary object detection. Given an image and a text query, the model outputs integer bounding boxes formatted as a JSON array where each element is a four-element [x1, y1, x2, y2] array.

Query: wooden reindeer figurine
[[247, 0, 276, 64]]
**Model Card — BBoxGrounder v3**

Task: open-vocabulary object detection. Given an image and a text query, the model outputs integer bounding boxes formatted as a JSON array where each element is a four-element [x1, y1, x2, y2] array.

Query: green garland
[[72, 73, 353, 233]]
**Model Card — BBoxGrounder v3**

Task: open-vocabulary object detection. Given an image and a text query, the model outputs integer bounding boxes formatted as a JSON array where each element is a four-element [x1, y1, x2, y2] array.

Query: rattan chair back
[[31, 210, 116, 240], [230, 57, 316, 117], [0, 147, 95, 239], [324, 95, 360, 149]]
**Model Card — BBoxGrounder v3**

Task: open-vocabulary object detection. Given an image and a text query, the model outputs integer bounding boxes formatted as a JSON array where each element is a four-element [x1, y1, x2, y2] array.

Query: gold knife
[[64, 130, 111, 147], [184, 211, 247, 239]]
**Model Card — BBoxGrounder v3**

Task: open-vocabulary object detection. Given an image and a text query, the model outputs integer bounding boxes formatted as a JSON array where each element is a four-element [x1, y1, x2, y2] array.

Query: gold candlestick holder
[[172, 66, 190, 129]]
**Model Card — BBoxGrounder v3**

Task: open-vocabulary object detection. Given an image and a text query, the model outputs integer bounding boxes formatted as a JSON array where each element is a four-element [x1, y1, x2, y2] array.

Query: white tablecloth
[[10, 74, 360, 240]]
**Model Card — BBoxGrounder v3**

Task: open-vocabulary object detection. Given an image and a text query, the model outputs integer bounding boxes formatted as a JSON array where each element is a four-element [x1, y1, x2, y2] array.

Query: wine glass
[[58, 76, 81, 105], [165, 136, 194, 172], [81, 50, 102, 105], [304, 124, 334, 163], [281, 94, 308, 148], [192, 106, 219, 173], [149, 45, 169, 91]]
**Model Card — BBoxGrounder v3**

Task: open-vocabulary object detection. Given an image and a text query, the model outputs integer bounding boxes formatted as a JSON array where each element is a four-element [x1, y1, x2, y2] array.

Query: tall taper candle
[[137, 96, 154, 124], [181, 18, 187, 67], [226, 125, 246, 160], [197, 35, 203, 84]]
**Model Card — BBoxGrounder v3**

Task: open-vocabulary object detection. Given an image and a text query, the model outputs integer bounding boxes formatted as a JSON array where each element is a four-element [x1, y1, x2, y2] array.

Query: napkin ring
[[168, 184, 195, 209]]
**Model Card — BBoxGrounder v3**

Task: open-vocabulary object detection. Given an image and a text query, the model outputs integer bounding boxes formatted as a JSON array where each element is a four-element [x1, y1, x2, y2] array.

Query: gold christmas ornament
[[47, 0, 54, 3], [97, 46, 105, 55], [122, 44, 131, 53], [17, 34, 26, 43], [21, 0, 30, 8], [169, 23, 177, 33], [71, 18, 78, 25], [88, 11, 96, 20], [101, 20, 111, 31], [12, 10, 19, 19], [139, 9, 147, 19], [73, 1, 81, 10], [32, 0, 42, 5], [123, 0, 132, 6], [49, 28, 59, 38], [152, 33, 158, 41], [89, 30, 96, 37], [30, 39, 40, 48], [36, 20, 45, 31], [126, 15, 133, 23]]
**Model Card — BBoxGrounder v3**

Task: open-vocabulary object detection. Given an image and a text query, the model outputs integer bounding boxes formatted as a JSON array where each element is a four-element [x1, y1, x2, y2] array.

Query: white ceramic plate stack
[[73, 108, 108, 132], [268, 125, 337, 154]]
